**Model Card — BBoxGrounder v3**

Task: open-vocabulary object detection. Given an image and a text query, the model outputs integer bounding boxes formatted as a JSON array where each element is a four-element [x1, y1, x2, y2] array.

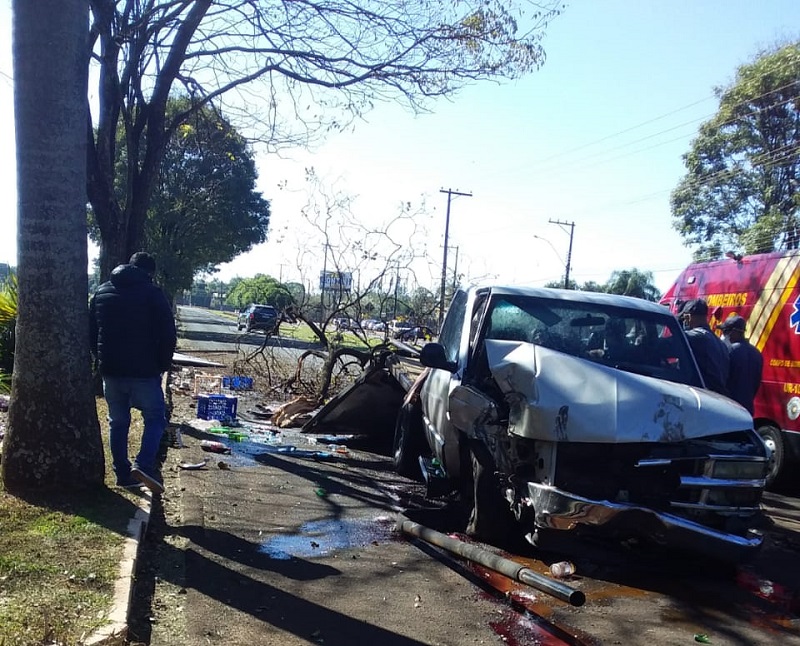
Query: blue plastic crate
[[197, 394, 238, 421], [222, 376, 254, 391]]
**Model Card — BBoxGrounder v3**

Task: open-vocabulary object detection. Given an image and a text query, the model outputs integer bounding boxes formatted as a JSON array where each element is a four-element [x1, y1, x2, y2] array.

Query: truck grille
[[551, 433, 767, 532]]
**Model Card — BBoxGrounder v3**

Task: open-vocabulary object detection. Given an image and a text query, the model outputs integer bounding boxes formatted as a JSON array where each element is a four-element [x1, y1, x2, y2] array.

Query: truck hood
[[484, 340, 753, 443]]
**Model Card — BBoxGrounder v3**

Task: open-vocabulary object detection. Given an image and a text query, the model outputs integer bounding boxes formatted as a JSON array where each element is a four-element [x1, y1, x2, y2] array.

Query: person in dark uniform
[[679, 299, 730, 396], [719, 314, 763, 415], [89, 252, 176, 493]]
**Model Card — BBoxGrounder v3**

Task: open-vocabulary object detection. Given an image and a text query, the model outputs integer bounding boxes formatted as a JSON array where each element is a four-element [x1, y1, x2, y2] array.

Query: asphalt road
[[176, 305, 318, 361]]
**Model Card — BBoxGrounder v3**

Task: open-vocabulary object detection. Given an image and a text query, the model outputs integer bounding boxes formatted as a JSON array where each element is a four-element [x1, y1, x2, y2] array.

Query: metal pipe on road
[[397, 516, 586, 607]]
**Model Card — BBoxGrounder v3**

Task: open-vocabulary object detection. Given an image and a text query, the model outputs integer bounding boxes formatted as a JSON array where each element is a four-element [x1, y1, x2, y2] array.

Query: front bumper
[[527, 482, 763, 561]]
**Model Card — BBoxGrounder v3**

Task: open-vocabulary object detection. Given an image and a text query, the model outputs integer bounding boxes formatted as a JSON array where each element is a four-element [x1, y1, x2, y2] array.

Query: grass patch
[[0, 399, 147, 645]]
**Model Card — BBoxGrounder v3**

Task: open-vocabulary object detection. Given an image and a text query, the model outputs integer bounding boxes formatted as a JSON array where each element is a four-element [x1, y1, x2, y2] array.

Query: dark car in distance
[[237, 304, 279, 333]]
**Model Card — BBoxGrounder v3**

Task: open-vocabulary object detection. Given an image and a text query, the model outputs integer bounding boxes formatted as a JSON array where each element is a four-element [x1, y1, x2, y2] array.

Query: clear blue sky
[[1, 1, 798, 293]]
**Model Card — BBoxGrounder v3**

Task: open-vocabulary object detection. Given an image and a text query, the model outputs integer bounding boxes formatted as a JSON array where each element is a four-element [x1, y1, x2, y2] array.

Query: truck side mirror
[[419, 343, 457, 373]]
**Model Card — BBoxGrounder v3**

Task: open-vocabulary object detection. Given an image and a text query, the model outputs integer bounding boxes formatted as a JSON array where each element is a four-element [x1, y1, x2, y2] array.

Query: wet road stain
[[259, 517, 395, 560]]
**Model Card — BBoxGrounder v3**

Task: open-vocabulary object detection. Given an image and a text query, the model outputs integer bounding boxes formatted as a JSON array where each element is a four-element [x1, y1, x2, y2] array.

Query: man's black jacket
[[89, 264, 177, 378]]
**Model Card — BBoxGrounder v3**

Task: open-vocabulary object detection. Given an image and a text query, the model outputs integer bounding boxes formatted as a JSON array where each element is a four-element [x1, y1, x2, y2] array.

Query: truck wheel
[[393, 401, 425, 480], [757, 424, 784, 487], [465, 440, 515, 544]]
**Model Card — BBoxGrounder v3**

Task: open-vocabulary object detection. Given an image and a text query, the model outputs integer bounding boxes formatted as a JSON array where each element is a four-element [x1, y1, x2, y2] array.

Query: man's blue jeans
[[103, 375, 166, 479]]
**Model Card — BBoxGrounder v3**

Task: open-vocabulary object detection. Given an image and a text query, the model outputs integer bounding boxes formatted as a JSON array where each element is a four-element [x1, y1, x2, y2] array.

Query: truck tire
[[465, 440, 516, 544], [757, 423, 784, 487], [393, 401, 425, 480]]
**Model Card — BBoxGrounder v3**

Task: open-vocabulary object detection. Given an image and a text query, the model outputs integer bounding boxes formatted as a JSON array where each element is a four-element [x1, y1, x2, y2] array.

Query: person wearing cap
[[89, 252, 177, 494], [719, 314, 763, 415], [678, 298, 730, 396]]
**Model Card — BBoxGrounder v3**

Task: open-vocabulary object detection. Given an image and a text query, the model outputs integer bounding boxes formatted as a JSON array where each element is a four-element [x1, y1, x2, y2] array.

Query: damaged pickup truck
[[392, 286, 768, 561]]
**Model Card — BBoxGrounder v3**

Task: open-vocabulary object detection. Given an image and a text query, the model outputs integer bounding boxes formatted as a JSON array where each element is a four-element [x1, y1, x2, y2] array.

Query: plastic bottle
[[200, 439, 231, 454], [549, 561, 576, 579]]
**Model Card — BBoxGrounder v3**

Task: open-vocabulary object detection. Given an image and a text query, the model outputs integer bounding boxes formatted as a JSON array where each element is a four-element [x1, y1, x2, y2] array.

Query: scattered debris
[[222, 376, 254, 390], [272, 396, 317, 428], [549, 561, 576, 579], [200, 440, 232, 454], [178, 459, 209, 470]]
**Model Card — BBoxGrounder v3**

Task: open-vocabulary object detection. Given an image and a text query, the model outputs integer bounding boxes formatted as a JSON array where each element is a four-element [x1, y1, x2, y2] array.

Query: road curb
[[84, 495, 151, 646]]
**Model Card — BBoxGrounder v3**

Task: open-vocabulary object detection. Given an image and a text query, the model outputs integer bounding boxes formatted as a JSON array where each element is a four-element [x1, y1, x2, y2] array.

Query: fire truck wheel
[[757, 424, 784, 487], [393, 401, 425, 480]]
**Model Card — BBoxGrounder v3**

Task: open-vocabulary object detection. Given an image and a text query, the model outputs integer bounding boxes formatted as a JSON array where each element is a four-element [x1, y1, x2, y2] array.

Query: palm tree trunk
[[3, 0, 105, 492]]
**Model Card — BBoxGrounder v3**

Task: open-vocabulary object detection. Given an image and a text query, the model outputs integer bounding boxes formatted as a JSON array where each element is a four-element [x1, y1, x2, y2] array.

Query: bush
[[0, 272, 17, 383]]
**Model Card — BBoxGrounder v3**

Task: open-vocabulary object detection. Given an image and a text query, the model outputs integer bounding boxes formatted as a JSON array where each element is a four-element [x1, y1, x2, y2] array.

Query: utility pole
[[548, 219, 576, 289], [321, 217, 330, 322], [450, 245, 460, 295], [439, 188, 471, 329], [393, 263, 400, 320]]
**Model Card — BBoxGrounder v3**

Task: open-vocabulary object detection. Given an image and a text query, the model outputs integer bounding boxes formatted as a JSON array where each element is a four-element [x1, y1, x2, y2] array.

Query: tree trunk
[[3, 0, 105, 492]]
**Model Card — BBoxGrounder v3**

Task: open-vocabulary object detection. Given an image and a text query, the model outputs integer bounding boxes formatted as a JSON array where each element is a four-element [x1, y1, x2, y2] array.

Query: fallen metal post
[[398, 516, 585, 607]]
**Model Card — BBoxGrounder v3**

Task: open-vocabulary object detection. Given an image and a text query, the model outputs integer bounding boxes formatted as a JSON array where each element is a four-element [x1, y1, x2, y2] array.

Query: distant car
[[361, 318, 379, 330], [237, 304, 279, 333], [334, 317, 358, 331], [390, 320, 413, 336], [397, 326, 435, 342]]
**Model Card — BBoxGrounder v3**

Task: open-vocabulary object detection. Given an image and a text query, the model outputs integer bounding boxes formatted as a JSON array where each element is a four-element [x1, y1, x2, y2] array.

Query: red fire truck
[[661, 250, 800, 485]]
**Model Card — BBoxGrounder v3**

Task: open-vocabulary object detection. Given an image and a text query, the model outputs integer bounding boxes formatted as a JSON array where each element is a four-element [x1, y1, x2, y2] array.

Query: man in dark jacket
[[679, 298, 730, 397], [89, 252, 176, 493], [719, 314, 763, 415]]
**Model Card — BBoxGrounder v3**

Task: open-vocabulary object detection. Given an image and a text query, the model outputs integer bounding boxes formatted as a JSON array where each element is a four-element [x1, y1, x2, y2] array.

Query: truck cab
[[396, 285, 768, 561]]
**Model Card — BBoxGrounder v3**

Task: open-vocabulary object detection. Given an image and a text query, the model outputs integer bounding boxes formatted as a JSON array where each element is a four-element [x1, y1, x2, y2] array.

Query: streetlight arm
[[533, 235, 565, 266]]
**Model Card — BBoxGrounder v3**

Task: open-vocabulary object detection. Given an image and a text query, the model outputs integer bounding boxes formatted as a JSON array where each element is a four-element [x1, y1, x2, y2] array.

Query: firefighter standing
[[719, 314, 763, 415], [679, 299, 730, 397]]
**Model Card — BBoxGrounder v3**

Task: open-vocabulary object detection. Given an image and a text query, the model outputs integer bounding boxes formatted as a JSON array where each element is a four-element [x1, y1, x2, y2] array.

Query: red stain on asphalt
[[490, 612, 568, 646], [464, 558, 594, 645], [735, 569, 800, 631]]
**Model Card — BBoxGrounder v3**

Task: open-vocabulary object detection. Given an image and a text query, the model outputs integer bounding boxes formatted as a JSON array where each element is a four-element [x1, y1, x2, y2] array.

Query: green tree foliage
[[142, 100, 271, 301], [544, 269, 660, 301], [409, 287, 438, 323], [604, 269, 660, 302], [284, 282, 307, 306], [544, 278, 579, 290], [671, 42, 800, 260], [87, 0, 562, 278], [227, 275, 294, 311], [0, 272, 17, 388]]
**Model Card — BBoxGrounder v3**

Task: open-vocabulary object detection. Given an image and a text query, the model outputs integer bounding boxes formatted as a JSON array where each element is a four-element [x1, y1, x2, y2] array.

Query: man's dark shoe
[[131, 465, 165, 494], [115, 476, 143, 490]]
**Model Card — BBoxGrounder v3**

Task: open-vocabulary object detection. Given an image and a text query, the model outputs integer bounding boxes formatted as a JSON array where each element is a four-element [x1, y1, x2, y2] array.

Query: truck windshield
[[485, 295, 702, 387]]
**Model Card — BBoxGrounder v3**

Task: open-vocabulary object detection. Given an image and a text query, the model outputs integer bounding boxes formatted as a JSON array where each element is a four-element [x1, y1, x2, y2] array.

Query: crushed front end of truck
[[451, 338, 768, 561]]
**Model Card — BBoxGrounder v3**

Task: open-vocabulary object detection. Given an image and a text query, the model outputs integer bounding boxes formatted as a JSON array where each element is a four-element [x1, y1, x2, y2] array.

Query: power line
[[489, 75, 800, 185]]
